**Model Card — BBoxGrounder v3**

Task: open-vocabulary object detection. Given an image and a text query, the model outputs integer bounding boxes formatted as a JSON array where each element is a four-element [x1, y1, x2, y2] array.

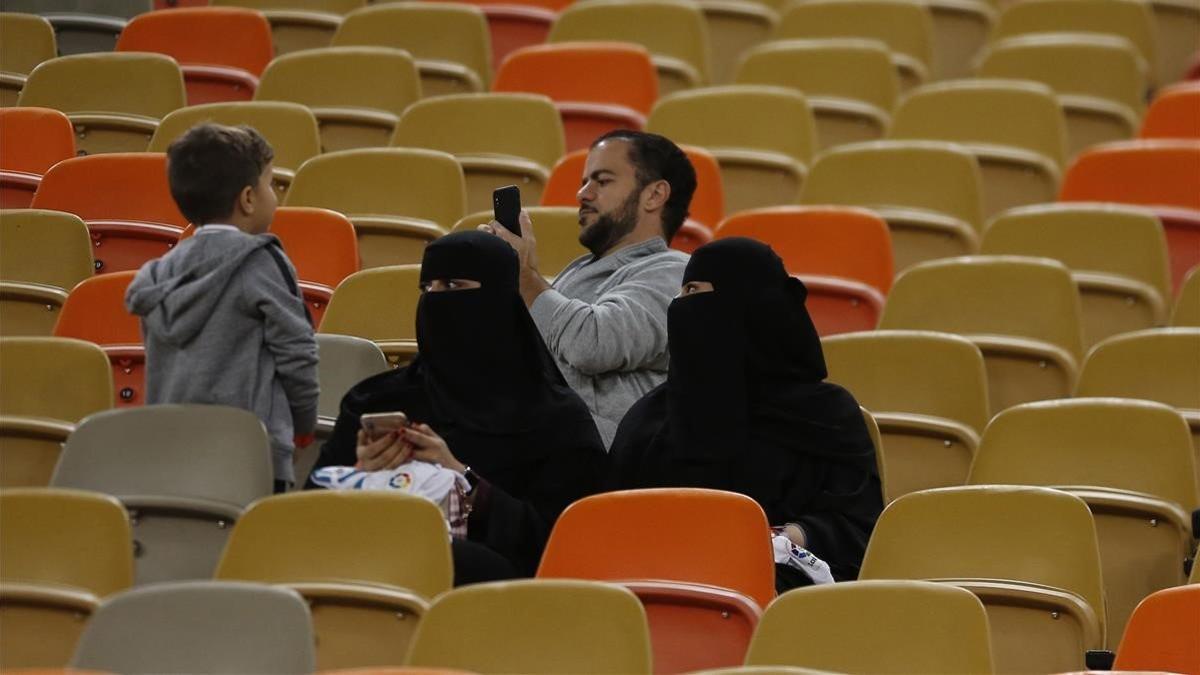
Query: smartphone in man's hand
[[493, 185, 522, 236]]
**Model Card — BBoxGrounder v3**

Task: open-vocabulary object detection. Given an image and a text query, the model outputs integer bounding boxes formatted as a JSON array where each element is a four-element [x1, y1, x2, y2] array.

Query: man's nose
[[577, 182, 594, 204]]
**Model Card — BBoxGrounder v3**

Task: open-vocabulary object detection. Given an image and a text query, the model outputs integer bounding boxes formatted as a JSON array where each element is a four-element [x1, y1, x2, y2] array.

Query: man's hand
[[480, 209, 551, 307], [354, 428, 411, 471], [403, 423, 467, 474]]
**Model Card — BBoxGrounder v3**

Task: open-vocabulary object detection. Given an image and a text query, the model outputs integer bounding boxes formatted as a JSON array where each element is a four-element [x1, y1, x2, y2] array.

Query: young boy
[[126, 123, 319, 491]]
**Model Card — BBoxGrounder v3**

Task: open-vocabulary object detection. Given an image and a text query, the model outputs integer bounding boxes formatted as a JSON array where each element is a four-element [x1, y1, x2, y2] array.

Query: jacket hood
[[126, 230, 280, 347]]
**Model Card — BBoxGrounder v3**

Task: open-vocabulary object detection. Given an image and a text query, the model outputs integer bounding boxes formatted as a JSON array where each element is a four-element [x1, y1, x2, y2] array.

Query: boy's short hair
[[591, 130, 697, 242], [166, 123, 274, 225]]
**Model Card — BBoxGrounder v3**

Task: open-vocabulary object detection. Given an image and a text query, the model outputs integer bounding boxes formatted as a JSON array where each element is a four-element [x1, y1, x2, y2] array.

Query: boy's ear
[[236, 184, 256, 216]]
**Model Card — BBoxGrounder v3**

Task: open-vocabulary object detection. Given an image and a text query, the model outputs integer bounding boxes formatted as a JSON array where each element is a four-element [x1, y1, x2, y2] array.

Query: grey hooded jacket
[[126, 227, 319, 482]]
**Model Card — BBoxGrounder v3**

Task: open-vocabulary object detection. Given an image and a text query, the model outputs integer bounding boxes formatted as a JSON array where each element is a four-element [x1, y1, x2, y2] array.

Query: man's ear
[[641, 179, 671, 212]]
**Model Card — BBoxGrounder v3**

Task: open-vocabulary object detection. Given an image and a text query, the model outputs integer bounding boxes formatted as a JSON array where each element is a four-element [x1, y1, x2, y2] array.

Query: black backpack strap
[[264, 240, 313, 325]]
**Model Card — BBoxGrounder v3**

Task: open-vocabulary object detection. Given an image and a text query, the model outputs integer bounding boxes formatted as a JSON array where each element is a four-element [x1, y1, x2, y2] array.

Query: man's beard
[[578, 187, 640, 256]]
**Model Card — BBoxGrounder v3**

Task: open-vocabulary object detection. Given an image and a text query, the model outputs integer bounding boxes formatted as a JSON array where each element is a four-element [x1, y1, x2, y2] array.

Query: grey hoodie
[[126, 227, 319, 483]]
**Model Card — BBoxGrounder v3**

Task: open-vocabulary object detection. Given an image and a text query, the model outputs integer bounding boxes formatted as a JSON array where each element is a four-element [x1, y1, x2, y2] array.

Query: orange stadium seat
[[0, 107, 76, 209], [52, 271, 146, 408], [1141, 82, 1200, 140], [1060, 140, 1200, 295], [715, 206, 892, 335], [115, 7, 274, 105], [30, 153, 187, 274], [538, 488, 775, 674], [1114, 585, 1200, 673], [493, 42, 659, 152]]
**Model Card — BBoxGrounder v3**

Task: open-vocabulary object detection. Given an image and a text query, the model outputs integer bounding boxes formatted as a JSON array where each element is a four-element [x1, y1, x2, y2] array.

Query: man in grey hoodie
[[126, 123, 319, 490]]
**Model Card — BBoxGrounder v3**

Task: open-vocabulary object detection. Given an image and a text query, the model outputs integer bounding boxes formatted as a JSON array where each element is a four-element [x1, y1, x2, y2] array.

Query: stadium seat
[[714, 206, 891, 335], [148, 101, 321, 197], [542, 145, 724, 231], [212, 0, 366, 55], [798, 140, 983, 273], [1174, 267, 1200, 326], [878, 255, 1084, 414], [922, 0, 995, 81], [392, 93, 565, 212], [1059, 139, 1200, 296], [492, 42, 658, 152], [0, 210, 94, 337], [442, 0, 569, 73], [30, 153, 187, 273], [745, 581, 995, 674], [51, 405, 274, 586], [269, 206, 359, 326], [698, 0, 778, 85], [453, 207, 586, 278], [1, 0, 151, 56], [772, 0, 934, 92], [968, 398, 1198, 645], [52, 271, 146, 407], [0, 13, 57, 106], [305, 333, 388, 477], [822, 330, 989, 502], [548, 0, 710, 95], [647, 86, 816, 214], [255, 46, 421, 152], [1149, 0, 1200, 84], [0, 488, 133, 669], [538, 488, 774, 673], [319, 264, 421, 365], [407, 579, 653, 674], [115, 7, 273, 105], [888, 79, 1066, 220], [284, 148, 463, 269], [859, 485, 1106, 673], [976, 34, 1145, 160], [981, 204, 1171, 348], [1113, 585, 1200, 673], [70, 581, 315, 674], [734, 38, 898, 152], [0, 108, 76, 208], [0, 337, 111, 487], [17, 53, 186, 155], [215, 491, 453, 671], [1141, 82, 1200, 140], [332, 3, 491, 97]]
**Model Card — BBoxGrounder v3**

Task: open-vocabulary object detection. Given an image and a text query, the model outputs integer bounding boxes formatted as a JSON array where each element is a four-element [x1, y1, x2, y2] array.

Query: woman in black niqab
[[609, 237, 883, 587], [308, 231, 607, 579]]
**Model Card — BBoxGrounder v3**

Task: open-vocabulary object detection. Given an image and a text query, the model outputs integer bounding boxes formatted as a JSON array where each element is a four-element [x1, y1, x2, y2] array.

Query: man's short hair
[[166, 123, 274, 225], [592, 130, 697, 242]]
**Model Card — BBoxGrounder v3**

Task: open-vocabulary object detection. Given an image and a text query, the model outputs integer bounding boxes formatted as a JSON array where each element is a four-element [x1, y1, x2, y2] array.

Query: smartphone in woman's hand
[[360, 411, 410, 440]]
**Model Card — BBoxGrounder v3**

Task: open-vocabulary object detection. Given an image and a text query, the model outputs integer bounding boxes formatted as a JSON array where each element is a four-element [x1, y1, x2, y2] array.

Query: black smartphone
[[493, 185, 522, 236]]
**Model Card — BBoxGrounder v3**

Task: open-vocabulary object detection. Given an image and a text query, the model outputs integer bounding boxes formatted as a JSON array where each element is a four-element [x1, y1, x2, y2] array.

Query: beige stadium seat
[[0, 488, 133, 669], [773, 0, 934, 92], [212, 0, 366, 54], [888, 79, 1066, 220], [861, 408, 888, 507], [0, 210, 94, 337], [878, 255, 1084, 414], [977, 34, 1146, 160], [698, 0, 778, 85], [453, 207, 587, 279], [254, 46, 421, 152], [0, 337, 112, 487], [148, 101, 321, 197], [2, 0, 149, 56], [284, 149, 464, 269], [50, 405, 274, 586], [647, 85, 816, 214], [923, 0, 996, 81], [332, 3, 491, 98], [319, 265, 422, 365], [734, 39, 898, 151], [1148, 0, 1200, 85], [746, 581, 994, 674], [215, 491, 453, 671], [392, 94, 565, 213], [548, 0, 710, 95], [968, 398, 1198, 646], [17, 53, 186, 155], [1174, 267, 1200, 327], [407, 579, 653, 674], [71, 581, 314, 674], [990, 0, 1158, 87], [798, 140, 983, 273], [982, 204, 1170, 348], [0, 13, 57, 107], [859, 485, 1106, 674], [823, 330, 989, 503], [300, 333, 388, 479]]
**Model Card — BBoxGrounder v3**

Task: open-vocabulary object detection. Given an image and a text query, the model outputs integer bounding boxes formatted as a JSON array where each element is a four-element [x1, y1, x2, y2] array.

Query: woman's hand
[[403, 423, 467, 474], [355, 428, 411, 471]]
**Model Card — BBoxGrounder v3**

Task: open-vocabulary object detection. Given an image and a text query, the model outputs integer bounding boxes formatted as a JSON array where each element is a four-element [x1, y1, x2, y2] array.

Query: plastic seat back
[[1141, 82, 1200, 140], [1114, 585, 1200, 673], [1077, 328, 1200, 410], [71, 581, 315, 674], [407, 579, 652, 674], [747, 581, 995, 674], [314, 334, 387, 421], [1175, 268, 1200, 326], [0, 108, 76, 208], [0, 13, 57, 78], [52, 271, 147, 406], [211, 0, 366, 55], [269, 206, 359, 324], [0, 210, 94, 292], [859, 485, 1105, 673], [319, 265, 421, 365]]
